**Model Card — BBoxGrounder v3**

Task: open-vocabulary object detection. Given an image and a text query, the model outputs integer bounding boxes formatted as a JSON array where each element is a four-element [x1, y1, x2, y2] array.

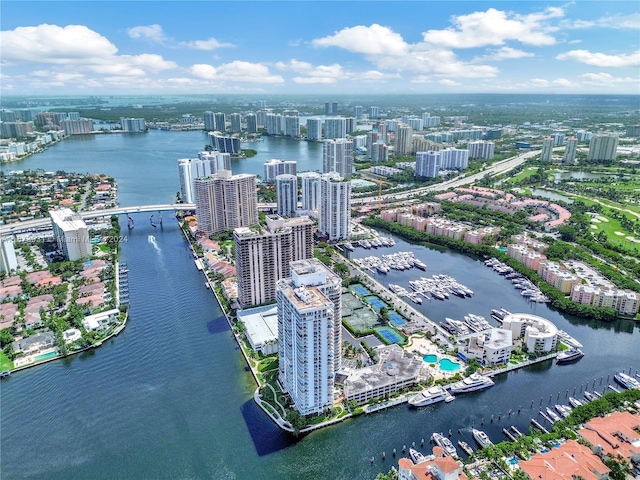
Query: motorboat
[[409, 448, 426, 465], [472, 428, 493, 448], [614, 372, 640, 390], [545, 407, 561, 423], [556, 348, 584, 364], [444, 394, 455, 403], [583, 391, 596, 402], [557, 330, 583, 349], [457, 440, 474, 456], [448, 374, 495, 395], [409, 386, 449, 407], [431, 433, 458, 458], [555, 404, 572, 418], [568, 397, 583, 408]]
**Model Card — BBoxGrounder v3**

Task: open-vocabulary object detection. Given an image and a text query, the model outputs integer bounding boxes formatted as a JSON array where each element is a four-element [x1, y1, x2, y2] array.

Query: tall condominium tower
[[301, 172, 321, 212], [540, 137, 554, 162], [229, 113, 242, 133], [266, 113, 283, 135], [353, 106, 363, 118], [468, 140, 495, 160], [306, 118, 322, 141], [50, 208, 90, 261], [245, 113, 257, 134], [203, 111, 216, 131], [235, 215, 313, 308], [284, 115, 300, 138], [324, 118, 347, 140], [214, 112, 226, 132], [563, 137, 578, 165], [587, 134, 618, 162], [277, 258, 342, 414], [178, 152, 231, 203], [275, 174, 298, 217], [322, 138, 353, 179], [395, 123, 413, 155], [319, 173, 351, 241], [264, 159, 297, 184], [194, 170, 258, 235]]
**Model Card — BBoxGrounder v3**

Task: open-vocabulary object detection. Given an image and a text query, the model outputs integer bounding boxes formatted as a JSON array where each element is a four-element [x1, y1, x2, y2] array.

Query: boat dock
[[502, 428, 517, 442], [485, 352, 558, 378], [530, 418, 549, 434]]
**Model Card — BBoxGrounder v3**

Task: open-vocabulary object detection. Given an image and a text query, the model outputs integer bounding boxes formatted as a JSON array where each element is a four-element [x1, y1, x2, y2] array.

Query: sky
[[1, 1, 639, 96]]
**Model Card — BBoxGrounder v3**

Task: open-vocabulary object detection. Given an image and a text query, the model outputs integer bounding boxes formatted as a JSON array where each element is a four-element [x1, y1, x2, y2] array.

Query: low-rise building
[[82, 308, 119, 331], [501, 313, 557, 354], [519, 439, 610, 480], [236, 305, 279, 355]]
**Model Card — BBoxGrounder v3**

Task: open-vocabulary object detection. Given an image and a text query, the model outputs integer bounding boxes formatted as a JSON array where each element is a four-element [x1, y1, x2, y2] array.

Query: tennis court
[[387, 312, 407, 327], [349, 284, 371, 297], [363, 296, 389, 313], [375, 326, 405, 345]]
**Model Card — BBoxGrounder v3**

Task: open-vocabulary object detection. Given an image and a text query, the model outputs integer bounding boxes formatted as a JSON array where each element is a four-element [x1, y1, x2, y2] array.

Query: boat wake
[[148, 235, 160, 253]]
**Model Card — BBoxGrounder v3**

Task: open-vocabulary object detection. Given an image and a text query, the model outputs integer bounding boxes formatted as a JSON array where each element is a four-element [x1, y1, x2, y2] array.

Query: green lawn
[[506, 167, 538, 183], [0, 351, 14, 371]]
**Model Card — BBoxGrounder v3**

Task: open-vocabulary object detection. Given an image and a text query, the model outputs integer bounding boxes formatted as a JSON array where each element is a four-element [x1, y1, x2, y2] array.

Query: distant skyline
[[1, 1, 639, 96]]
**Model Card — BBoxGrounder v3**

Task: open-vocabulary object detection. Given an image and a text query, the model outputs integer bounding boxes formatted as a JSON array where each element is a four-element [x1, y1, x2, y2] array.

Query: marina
[[484, 258, 549, 303]]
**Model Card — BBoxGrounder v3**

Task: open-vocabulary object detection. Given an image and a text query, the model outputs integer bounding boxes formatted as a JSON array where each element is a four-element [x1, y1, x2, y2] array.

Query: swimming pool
[[439, 358, 461, 372], [423, 354, 438, 363], [33, 351, 58, 362], [508, 457, 519, 465]]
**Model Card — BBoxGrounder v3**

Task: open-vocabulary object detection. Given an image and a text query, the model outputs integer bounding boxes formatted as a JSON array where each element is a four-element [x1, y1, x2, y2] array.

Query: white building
[[264, 159, 297, 184], [0, 238, 18, 273], [229, 113, 242, 133], [324, 118, 347, 140], [322, 138, 353, 179], [50, 208, 90, 261], [563, 137, 578, 165], [120, 118, 146, 132], [588, 134, 619, 162], [275, 174, 298, 217], [468, 140, 495, 160], [277, 258, 342, 415], [266, 113, 283, 135], [236, 305, 279, 355], [415, 151, 440, 178], [465, 329, 513, 365], [306, 118, 322, 141], [319, 173, 351, 241], [178, 152, 231, 203], [395, 123, 413, 155], [540, 137, 554, 162], [284, 115, 300, 138], [301, 172, 321, 212], [501, 313, 558, 354]]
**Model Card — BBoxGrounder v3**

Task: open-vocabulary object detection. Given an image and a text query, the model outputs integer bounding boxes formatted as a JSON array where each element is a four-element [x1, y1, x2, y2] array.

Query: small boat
[[344, 243, 355, 251], [555, 404, 572, 418], [444, 394, 455, 403], [409, 448, 426, 465], [0, 370, 10, 379], [472, 428, 493, 449], [545, 407, 561, 423], [568, 397, 583, 408], [583, 391, 596, 402], [556, 348, 584, 364], [557, 330, 583, 349], [458, 440, 474, 456], [511, 426, 523, 437]]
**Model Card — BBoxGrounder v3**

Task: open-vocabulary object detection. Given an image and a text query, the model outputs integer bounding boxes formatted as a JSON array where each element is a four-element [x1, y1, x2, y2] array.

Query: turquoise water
[[423, 354, 438, 363], [364, 296, 388, 312], [387, 312, 406, 327], [508, 457, 519, 465], [33, 351, 58, 362], [375, 327, 404, 344], [439, 358, 461, 372], [350, 284, 371, 297]]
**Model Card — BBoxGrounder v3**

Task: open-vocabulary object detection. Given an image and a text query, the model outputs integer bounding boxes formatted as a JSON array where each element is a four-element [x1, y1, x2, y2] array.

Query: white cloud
[[562, 13, 640, 30], [1, 24, 118, 64], [275, 59, 344, 81], [556, 49, 640, 67], [355, 70, 401, 82], [127, 24, 168, 44], [474, 47, 535, 62], [580, 72, 639, 85], [191, 61, 283, 84], [179, 38, 235, 50], [292, 76, 337, 84], [422, 7, 563, 48], [439, 79, 461, 86], [528, 77, 574, 88], [312, 24, 408, 55]]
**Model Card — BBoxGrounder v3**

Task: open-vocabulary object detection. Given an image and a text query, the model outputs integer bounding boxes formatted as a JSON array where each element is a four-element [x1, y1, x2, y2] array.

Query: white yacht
[[409, 386, 450, 407], [557, 330, 583, 349], [614, 372, 640, 390], [431, 433, 458, 458], [556, 348, 584, 364], [448, 373, 495, 394], [472, 428, 493, 448]]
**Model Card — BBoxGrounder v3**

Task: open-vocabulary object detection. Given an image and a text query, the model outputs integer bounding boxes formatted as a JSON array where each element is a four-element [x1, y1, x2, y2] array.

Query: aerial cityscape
[[1, 2, 639, 480]]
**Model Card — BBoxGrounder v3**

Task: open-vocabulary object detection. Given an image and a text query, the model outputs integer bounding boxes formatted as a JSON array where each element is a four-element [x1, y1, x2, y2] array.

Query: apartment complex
[[264, 159, 297, 184], [318, 173, 351, 241], [194, 170, 258, 235], [50, 208, 91, 261], [178, 152, 231, 203], [322, 138, 353, 179]]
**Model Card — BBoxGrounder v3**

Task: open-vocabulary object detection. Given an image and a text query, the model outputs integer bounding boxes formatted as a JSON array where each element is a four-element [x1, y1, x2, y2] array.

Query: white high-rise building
[[277, 258, 342, 415], [50, 208, 90, 261], [266, 113, 283, 135], [319, 173, 351, 241], [203, 111, 216, 131], [264, 159, 297, 184], [284, 115, 300, 138], [301, 172, 321, 212], [229, 113, 242, 133], [324, 118, 347, 140], [540, 137, 554, 162], [120, 118, 146, 132], [371, 142, 389, 163], [369, 106, 380, 118], [194, 170, 258, 235], [178, 152, 231, 203], [245, 113, 257, 134], [235, 215, 313, 308], [588, 134, 618, 162], [353, 106, 363, 118], [415, 151, 441, 178], [563, 137, 578, 165], [214, 112, 226, 131], [468, 140, 495, 160], [0, 238, 18, 274], [276, 174, 298, 217], [306, 118, 322, 141], [395, 123, 413, 155], [322, 139, 353, 179]]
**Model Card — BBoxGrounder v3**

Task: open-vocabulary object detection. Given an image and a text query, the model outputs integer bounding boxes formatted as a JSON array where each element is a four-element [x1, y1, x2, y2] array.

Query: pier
[[530, 418, 550, 434]]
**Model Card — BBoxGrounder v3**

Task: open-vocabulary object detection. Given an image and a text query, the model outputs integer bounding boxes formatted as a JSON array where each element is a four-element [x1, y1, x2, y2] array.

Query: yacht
[[448, 374, 495, 395], [491, 308, 511, 322], [583, 391, 596, 402], [614, 372, 640, 390], [344, 243, 355, 252], [568, 397, 583, 408], [376, 264, 390, 274], [414, 259, 427, 270], [557, 330, 583, 349], [409, 386, 449, 407], [545, 407, 561, 423], [556, 348, 584, 364], [472, 429, 493, 449], [457, 440, 474, 456], [431, 433, 458, 458], [409, 448, 427, 465], [555, 404, 572, 418]]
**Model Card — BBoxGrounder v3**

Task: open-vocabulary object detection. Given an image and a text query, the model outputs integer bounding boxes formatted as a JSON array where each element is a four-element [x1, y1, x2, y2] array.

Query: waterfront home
[[519, 439, 610, 480], [11, 331, 56, 355]]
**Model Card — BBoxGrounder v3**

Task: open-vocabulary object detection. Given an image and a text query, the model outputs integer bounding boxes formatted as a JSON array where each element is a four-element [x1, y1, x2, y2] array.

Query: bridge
[[0, 202, 281, 236]]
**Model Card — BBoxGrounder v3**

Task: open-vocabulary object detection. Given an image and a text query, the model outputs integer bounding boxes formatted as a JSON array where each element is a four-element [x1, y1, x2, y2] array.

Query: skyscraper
[[50, 208, 90, 261], [324, 118, 347, 140], [120, 118, 147, 132], [266, 113, 283, 135], [179, 152, 233, 202], [284, 115, 300, 138], [319, 173, 351, 241], [540, 137, 554, 162], [194, 170, 258, 235], [369, 106, 380, 118], [587, 134, 618, 162], [415, 151, 441, 178], [214, 112, 226, 132], [235, 215, 313, 308], [306, 118, 322, 141], [468, 140, 495, 160], [203, 111, 216, 131], [301, 172, 321, 212], [322, 138, 353, 179], [563, 137, 578, 165], [277, 258, 342, 415], [245, 113, 257, 134], [229, 113, 242, 133], [353, 106, 363, 118], [275, 174, 298, 217], [264, 159, 297, 184], [208, 131, 241, 155], [395, 123, 413, 155], [366, 132, 379, 160]]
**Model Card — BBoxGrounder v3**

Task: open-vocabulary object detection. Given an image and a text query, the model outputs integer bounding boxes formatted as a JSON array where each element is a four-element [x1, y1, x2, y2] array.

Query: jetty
[[530, 418, 549, 434]]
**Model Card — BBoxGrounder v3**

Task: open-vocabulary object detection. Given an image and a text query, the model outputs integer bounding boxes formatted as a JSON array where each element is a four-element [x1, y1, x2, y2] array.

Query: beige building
[[50, 208, 90, 261]]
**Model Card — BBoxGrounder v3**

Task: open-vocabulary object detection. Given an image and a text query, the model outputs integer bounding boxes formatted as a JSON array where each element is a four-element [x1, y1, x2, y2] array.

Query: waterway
[[1, 131, 638, 479]]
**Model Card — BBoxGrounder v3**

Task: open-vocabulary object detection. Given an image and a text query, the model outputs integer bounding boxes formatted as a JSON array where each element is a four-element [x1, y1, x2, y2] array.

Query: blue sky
[[1, 1, 639, 95]]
